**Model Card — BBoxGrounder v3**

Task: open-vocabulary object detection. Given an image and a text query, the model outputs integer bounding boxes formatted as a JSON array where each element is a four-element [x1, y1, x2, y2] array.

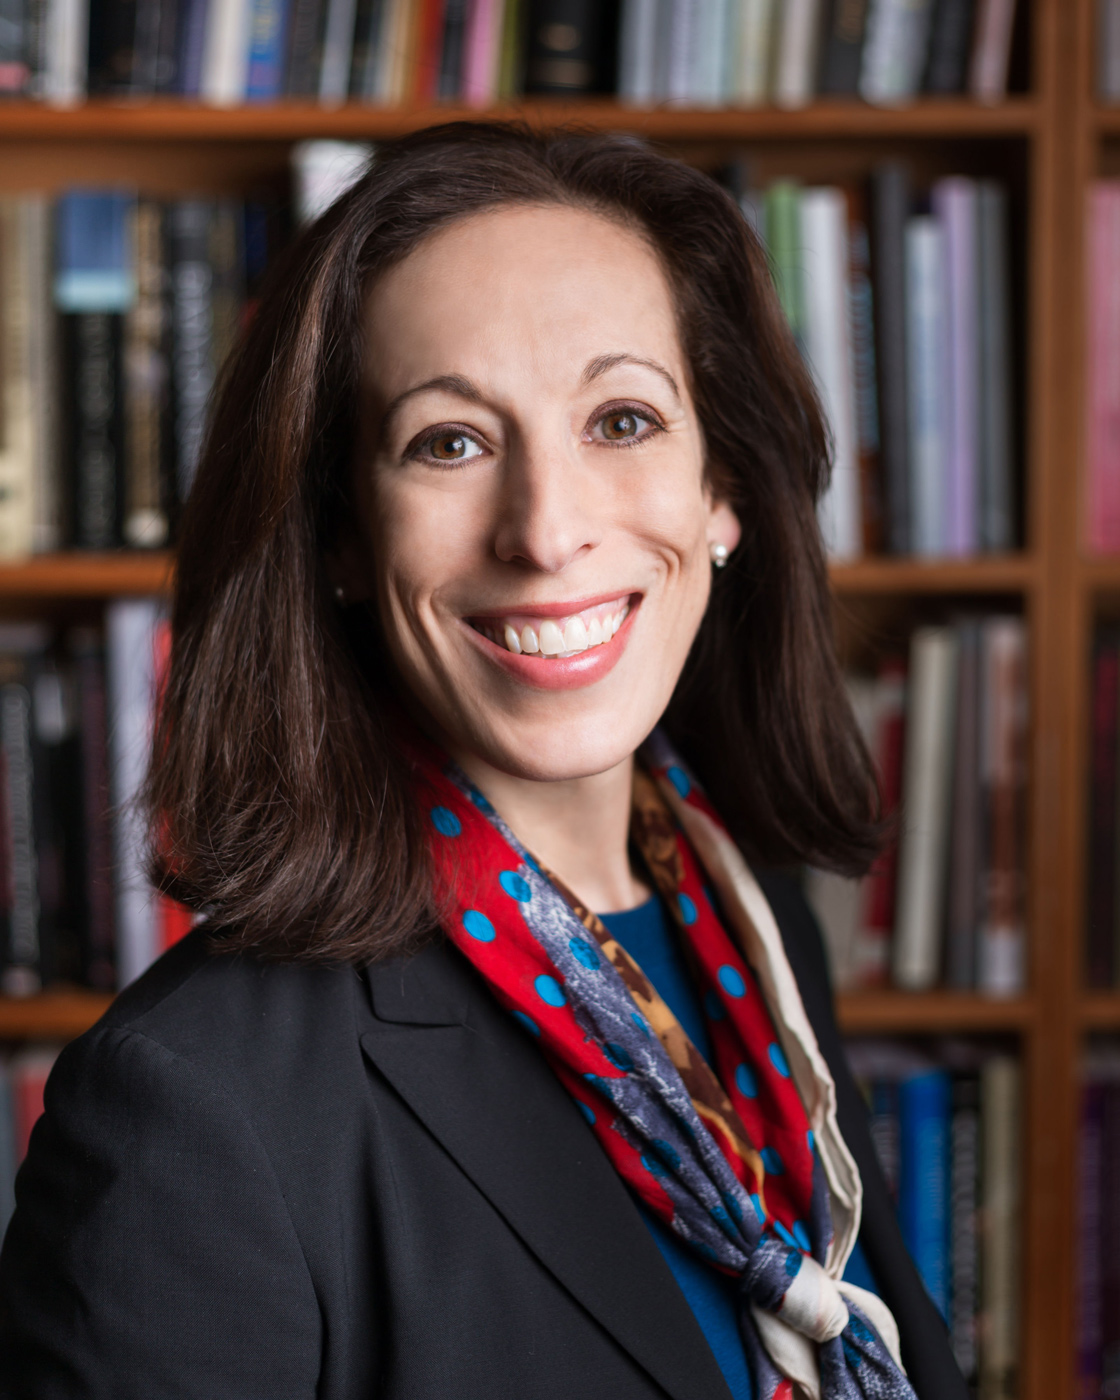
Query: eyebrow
[[581, 352, 682, 402]]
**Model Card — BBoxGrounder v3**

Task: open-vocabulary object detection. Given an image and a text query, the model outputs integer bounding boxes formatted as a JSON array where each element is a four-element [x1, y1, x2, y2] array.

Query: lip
[[460, 592, 641, 692]]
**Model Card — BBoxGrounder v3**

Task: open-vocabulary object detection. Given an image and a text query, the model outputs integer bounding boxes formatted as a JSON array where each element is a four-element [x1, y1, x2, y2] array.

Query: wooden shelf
[[828, 554, 1036, 594], [1080, 993, 1120, 1027], [0, 552, 173, 598], [0, 990, 112, 1040], [836, 991, 1037, 1033], [0, 97, 1040, 143]]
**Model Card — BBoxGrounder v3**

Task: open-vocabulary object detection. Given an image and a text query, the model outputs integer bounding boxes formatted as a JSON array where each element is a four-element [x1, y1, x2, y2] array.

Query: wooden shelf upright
[[0, 2, 1101, 1395]]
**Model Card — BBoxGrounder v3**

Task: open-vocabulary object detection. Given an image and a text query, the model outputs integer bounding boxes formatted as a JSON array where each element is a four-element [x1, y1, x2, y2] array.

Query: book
[[948, 1070, 981, 1381], [905, 213, 947, 555], [772, 0, 822, 108], [856, 658, 906, 986], [846, 190, 883, 553], [932, 176, 980, 557], [175, 0, 210, 94], [409, 0, 446, 101], [319, 0, 359, 100], [71, 629, 115, 990], [168, 198, 216, 507], [0, 1064, 14, 1235], [150, 0, 182, 91], [860, 0, 935, 105], [25, 197, 59, 555], [525, 0, 605, 95], [87, 0, 141, 93], [0, 200, 38, 559], [283, 0, 324, 93], [435, 0, 469, 97], [923, 0, 974, 92], [1103, 0, 1120, 100], [764, 180, 805, 349], [945, 618, 982, 989], [730, 0, 774, 104], [496, 0, 525, 98], [1077, 1068, 1107, 1396], [969, 0, 1016, 103], [977, 181, 1015, 551], [800, 185, 861, 559], [348, 0, 384, 95], [122, 199, 172, 549], [0, 0, 30, 93], [1086, 183, 1120, 555], [0, 630, 49, 996], [870, 163, 911, 554], [245, 0, 292, 99], [899, 1067, 951, 1316], [892, 625, 958, 990], [818, 0, 869, 95], [979, 1054, 1020, 1400], [977, 615, 1027, 996], [1087, 633, 1119, 987], [41, 0, 88, 103], [692, 0, 733, 104], [199, 0, 252, 103]]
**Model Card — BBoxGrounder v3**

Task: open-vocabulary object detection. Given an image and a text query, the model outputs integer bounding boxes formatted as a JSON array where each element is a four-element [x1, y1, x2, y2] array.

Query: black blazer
[[0, 872, 966, 1400]]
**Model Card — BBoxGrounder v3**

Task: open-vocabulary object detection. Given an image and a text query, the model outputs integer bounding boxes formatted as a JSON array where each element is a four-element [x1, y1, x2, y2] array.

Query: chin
[[464, 713, 654, 785]]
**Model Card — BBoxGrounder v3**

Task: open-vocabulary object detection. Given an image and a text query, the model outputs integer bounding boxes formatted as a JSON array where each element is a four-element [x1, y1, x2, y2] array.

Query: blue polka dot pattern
[[430, 805, 461, 837], [792, 1220, 811, 1252], [534, 974, 566, 1007], [760, 1147, 784, 1175], [630, 1012, 651, 1038], [462, 909, 495, 942], [784, 1248, 802, 1278], [703, 989, 726, 1020], [717, 964, 747, 998], [678, 892, 698, 925], [568, 937, 600, 970], [469, 789, 494, 814], [583, 1072, 616, 1100], [641, 1150, 668, 1178], [576, 1100, 596, 1126], [734, 1063, 759, 1098], [499, 870, 531, 903], [806, 1129, 816, 1154], [773, 1220, 797, 1249], [750, 1193, 766, 1224], [604, 1042, 635, 1072], [666, 765, 691, 797], [511, 1010, 540, 1036], [768, 1043, 791, 1078]]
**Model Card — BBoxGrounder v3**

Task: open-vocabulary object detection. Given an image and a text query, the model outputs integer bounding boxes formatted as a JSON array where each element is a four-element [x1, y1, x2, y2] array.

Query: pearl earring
[[709, 541, 729, 569], [334, 585, 345, 603]]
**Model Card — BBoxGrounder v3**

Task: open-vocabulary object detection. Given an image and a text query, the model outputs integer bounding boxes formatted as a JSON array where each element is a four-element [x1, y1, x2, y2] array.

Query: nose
[[491, 436, 602, 574]]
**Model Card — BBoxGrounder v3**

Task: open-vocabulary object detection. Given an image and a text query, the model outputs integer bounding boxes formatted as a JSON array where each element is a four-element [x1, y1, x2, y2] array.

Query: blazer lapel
[[360, 941, 732, 1400]]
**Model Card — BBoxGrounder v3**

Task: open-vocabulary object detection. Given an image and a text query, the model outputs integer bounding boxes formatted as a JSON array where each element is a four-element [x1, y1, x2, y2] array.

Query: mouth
[[467, 596, 632, 658]]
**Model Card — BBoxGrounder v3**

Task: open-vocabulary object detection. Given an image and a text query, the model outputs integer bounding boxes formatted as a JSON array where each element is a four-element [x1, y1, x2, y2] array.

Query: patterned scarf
[[415, 729, 915, 1400]]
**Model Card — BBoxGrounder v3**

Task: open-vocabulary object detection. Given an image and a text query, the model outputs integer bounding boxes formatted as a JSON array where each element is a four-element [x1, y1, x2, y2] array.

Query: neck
[[453, 749, 651, 915]]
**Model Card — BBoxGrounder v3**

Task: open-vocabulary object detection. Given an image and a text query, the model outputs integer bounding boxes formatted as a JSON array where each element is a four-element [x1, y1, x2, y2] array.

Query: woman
[[0, 124, 965, 1400]]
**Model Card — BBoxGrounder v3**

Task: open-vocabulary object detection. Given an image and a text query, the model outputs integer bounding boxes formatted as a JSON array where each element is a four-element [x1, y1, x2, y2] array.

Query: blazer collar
[[361, 940, 731, 1400]]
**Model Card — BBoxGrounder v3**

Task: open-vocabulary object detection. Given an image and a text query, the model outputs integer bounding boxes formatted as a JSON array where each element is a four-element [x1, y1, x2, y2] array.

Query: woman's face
[[346, 203, 740, 783]]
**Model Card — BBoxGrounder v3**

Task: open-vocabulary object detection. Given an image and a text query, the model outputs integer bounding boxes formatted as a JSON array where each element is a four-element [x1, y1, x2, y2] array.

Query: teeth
[[562, 617, 589, 653], [586, 616, 604, 647], [539, 620, 565, 656], [520, 624, 539, 654], [503, 624, 522, 654]]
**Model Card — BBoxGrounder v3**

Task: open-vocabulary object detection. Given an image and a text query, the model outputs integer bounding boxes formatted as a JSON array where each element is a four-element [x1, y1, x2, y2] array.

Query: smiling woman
[[0, 125, 966, 1400]]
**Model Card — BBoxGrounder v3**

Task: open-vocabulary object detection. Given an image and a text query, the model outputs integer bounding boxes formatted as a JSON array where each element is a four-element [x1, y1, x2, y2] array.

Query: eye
[[412, 429, 486, 464], [589, 405, 662, 446]]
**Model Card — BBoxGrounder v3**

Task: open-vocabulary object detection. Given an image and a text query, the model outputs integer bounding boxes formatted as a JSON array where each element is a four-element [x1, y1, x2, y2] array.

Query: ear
[[706, 498, 742, 557]]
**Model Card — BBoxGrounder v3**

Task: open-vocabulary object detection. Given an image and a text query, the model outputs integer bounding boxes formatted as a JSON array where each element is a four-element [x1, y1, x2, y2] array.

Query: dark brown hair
[[148, 121, 879, 963]]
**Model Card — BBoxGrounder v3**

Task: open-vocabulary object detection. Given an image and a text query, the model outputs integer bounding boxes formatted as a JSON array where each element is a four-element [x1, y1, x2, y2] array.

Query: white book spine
[[892, 626, 959, 990], [200, 0, 253, 105], [693, 0, 733, 103], [860, 0, 934, 104], [107, 598, 162, 987], [801, 187, 861, 560], [319, 0, 360, 102], [732, 0, 774, 104], [619, 0, 660, 102], [667, 0, 700, 103], [43, 0, 88, 105], [773, 0, 822, 108], [906, 215, 947, 555]]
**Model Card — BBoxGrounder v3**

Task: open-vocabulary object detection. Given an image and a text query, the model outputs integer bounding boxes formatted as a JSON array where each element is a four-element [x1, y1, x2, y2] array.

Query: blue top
[[598, 895, 878, 1400]]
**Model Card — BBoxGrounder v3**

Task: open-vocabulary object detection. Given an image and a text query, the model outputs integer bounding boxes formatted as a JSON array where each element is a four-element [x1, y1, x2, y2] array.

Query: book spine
[[319, 0, 359, 99], [31, 656, 80, 988], [86, 0, 139, 93], [860, 0, 934, 103], [200, 0, 252, 102], [74, 635, 115, 990], [923, 0, 974, 92], [731, 0, 774, 104], [979, 1055, 1021, 1400], [131, 0, 163, 89], [870, 162, 911, 553], [0, 1067, 14, 1236], [978, 615, 1027, 996], [1088, 635, 1119, 987], [152, 0, 182, 91], [23, 0, 48, 96], [977, 181, 1015, 550], [868, 1076, 901, 1201], [893, 625, 959, 989], [949, 1070, 981, 1381], [525, 0, 601, 95], [0, 671, 39, 995], [945, 618, 982, 988], [1103, 0, 1120, 101], [63, 313, 124, 550], [905, 213, 947, 556], [899, 1067, 951, 1316], [43, 0, 88, 104], [25, 198, 59, 554], [246, 0, 291, 98], [408, 0, 445, 100], [664, 0, 699, 103], [1077, 1078, 1106, 1397], [175, 0, 209, 93], [855, 659, 906, 986], [435, 0, 468, 97], [846, 193, 883, 553], [818, 0, 868, 95], [1086, 184, 1120, 554], [773, 0, 822, 108], [765, 180, 805, 349], [800, 185, 861, 559], [169, 199, 215, 508], [0, 0, 31, 94], [0, 200, 37, 560], [932, 176, 980, 557], [123, 200, 171, 550], [1104, 1076, 1120, 1397], [461, 0, 497, 103], [968, 0, 1016, 103]]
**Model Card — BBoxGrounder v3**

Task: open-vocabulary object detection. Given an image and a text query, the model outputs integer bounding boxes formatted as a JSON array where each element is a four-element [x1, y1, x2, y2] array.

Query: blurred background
[[0, 1, 1106, 1396]]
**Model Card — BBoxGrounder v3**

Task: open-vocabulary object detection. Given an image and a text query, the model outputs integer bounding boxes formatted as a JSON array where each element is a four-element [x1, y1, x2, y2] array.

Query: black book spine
[[62, 312, 124, 550], [923, 0, 975, 94], [152, 0, 181, 91], [284, 0, 325, 96], [86, 0, 140, 93], [169, 199, 215, 510], [870, 163, 911, 555], [0, 656, 39, 996], [437, 0, 469, 100], [32, 657, 83, 987], [524, 0, 616, 96], [948, 1070, 980, 1383], [818, 0, 869, 96], [348, 0, 383, 97]]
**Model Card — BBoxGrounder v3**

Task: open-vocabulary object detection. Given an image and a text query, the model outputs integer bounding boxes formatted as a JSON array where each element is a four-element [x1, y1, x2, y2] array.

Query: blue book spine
[[176, 0, 210, 94], [245, 0, 290, 99], [899, 1068, 951, 1317]]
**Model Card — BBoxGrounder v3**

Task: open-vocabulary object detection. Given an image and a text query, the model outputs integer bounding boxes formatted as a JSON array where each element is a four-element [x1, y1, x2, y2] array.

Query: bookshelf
[[0, 1, 1100, 1395]]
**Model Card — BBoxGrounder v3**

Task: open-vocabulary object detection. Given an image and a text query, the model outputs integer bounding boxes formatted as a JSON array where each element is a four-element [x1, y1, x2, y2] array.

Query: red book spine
[[1086, 184, 1120, 554], [413, 0, 449, 101]]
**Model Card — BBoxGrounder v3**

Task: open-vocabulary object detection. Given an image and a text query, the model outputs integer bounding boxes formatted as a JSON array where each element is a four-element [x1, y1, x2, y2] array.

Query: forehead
[[362, 203, 686, 395]]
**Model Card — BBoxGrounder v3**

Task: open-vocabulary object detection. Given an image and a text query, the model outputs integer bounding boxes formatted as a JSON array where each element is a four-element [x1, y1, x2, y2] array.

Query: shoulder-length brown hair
[[148, 120, 879, 963]]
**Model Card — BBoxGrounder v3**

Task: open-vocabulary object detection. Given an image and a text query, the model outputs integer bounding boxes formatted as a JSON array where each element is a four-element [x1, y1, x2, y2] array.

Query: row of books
[[0, 0, 1020, 108], [807, 616, 1028, 995], [0, 1044, 57, 1235], [1077, 1044, 1120, 1398], [0, 601, 181, 998], [621, 0, 1019, 108], [737, 169, 1016, 560], [1101, 0, 1120, 101], [0, 189, 286, 558], [847, 1038, 1020, 1398], [1085, 626, 1120, 988], [1085, 181, 1120, 556]]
